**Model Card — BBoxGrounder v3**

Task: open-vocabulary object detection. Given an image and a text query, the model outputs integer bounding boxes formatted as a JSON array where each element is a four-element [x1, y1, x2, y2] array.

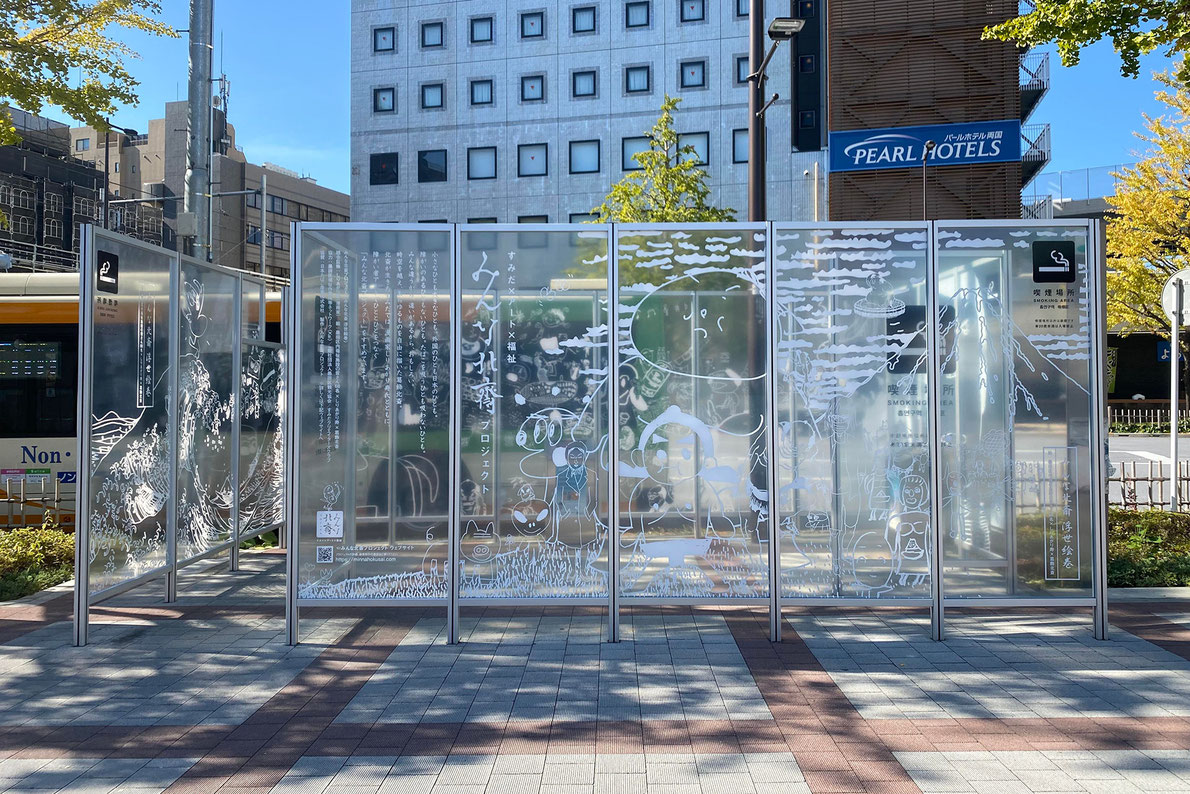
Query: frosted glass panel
[[297, 228, 452, 599], [772, 225, 932, 598], [240, 343, 284, 534], [177, 262, 238, 562], [937, 224, 1094, 596], [87, 236, 173, 594], [459, 227, 611, 598], [615, 226, 769, 599]]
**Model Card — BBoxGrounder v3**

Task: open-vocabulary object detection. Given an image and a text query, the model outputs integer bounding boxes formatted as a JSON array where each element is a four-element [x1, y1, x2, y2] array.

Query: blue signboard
[[829, 120, 1022, 173]]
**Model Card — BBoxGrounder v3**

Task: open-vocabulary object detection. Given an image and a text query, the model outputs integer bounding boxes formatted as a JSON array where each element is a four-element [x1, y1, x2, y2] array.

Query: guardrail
[[1, 477, 75, 529]]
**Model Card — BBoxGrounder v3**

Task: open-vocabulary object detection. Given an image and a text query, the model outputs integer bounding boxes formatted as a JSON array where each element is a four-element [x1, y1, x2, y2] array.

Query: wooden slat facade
[[827, 0, 1022, 220]]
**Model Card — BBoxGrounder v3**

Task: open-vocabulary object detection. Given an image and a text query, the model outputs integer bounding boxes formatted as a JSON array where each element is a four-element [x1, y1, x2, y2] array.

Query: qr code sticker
[[316, 546, 334, 564], [316, 510, 344, 538]]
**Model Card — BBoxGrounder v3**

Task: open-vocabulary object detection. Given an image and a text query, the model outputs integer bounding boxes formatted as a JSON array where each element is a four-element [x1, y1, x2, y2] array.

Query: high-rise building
[[350, 0, 797, 223], [71, 101, 350, 279], [350, 0, 1048, 223]]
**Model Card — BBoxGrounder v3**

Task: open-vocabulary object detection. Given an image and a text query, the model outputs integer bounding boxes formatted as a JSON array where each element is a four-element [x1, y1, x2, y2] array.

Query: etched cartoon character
[[551, 441, 597, 545], [886, 474, 930, 587]]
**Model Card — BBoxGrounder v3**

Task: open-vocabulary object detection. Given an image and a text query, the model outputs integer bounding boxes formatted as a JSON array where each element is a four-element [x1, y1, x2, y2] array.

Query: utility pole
[[259, 172, 267, 275], [184, 0, 213, 260], [747, 0, 765, 222]]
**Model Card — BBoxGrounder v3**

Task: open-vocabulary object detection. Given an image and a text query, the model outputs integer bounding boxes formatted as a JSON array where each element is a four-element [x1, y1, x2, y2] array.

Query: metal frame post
[[1090, 220, 1110, 639], [607, 224, 621, 643], [278, 284, 288, 550], [165, 249, 181, 603], [448, 226, 462, 644], [1172, 280, 1182, 512], [764, 222, 782, 642], [285, 227, 301, 645], [73, 225, 95, 646], [926, 221, 945, 641], [230, 275, 243, 572]]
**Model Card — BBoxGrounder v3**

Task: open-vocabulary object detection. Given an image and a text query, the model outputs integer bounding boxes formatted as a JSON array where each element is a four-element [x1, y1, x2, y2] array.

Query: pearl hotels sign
[[828, 120, 1023, 173]]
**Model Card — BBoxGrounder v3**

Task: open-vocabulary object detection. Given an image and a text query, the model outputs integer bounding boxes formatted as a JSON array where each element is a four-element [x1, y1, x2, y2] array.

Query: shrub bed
[[1108, 508, 1190, 587], [0, 525, 74, 601]]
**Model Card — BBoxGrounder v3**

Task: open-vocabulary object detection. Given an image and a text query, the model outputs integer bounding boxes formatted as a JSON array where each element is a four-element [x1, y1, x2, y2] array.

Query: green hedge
[[0, 526, 74, 601], [1109, 421, 1190, 434], [1108, 508, 1190, 587]]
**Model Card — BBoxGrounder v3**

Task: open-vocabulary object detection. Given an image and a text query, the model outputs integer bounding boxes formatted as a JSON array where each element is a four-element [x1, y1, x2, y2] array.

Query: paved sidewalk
[[0, 551, 1189, 793]]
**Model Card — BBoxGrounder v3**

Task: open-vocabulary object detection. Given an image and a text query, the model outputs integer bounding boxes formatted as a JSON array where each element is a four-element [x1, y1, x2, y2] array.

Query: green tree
[[983, 0, 1190, 85], [1104, 65, 1190, 339], [591, 94, 736, 223], [0, 0, 176, 146]]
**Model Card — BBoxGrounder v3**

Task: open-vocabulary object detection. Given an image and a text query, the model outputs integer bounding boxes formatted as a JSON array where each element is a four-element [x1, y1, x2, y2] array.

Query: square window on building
[[799, 54, 816, 73], [680, 0, 705, 22], [521, 74, 545, 101], [418, 149, 448, 182], [680, 60, 706, 89], [470, 16, 493, 43], [736, 55, 750, 84], [373, 26, 395, 52], [735, 0, 754, 16], [624, 65, 650, 93], [76, 138, 90, 151], [799, 0, 815, 17], [569, 140, 600, 174], [373, 87, 395, 112], [421, 21, 444, 48], [732, 129, 748, 163], [521, 11, 544, 38], [421, 83, 444, 109], [467, 146, 497, 180], [470, 79, 494, 105], [572, 70, 597, 98], [572, 5, 596, 33], [799, 109, 816, 128], [370, 152, 400, 184], [569, 212, 598, 223], [678, 131, 709, 165], [625, 1, 650, 28], [518, 143, 548, 177], [622, 136, 649, 170]]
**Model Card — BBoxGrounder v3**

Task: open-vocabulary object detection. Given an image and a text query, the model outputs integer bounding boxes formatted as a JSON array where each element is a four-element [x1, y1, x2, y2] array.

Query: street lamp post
[[101, 122, 139, 230], [746, 13, 804, 222], [920, 140, 936, 221]]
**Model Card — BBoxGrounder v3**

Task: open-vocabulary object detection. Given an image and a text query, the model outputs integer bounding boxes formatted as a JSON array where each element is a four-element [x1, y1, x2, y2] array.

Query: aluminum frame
[[276, 219, 1110, 647], [73, 227, 281, 645]]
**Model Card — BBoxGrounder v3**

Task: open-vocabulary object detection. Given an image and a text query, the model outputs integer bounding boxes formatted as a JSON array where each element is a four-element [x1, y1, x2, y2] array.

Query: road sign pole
[[1173, 280, 1183, 512]]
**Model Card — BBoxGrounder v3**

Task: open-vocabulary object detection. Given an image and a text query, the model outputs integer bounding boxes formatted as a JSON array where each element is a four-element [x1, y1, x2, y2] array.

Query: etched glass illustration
[[936, 224, 1093, 595], [297, 228, 452, 599], [615, 226, 769, 599], [459, 227, 611, 598], [176, 262, 238, 562], [240, 343, 284, 535], [772, 225, 933, 598], [86, 237, 173, 594]]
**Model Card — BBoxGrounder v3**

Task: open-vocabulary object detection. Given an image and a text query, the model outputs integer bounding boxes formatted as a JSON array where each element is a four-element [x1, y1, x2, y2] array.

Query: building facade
[[350, 0, 796, 223], [0, 109, 162, 272], [71, 102, 350, 279]]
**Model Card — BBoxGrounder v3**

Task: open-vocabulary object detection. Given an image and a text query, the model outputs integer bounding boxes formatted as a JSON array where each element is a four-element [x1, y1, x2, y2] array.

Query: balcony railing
[[1021, 195, 1054, 220], [1033, 164, 1134, 202], [1019, 51, 1050, 121], [1021, 123, 1051, 185]]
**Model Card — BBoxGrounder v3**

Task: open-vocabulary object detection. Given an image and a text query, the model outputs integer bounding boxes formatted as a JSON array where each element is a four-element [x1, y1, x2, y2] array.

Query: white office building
[[350, 0, 805, 223]]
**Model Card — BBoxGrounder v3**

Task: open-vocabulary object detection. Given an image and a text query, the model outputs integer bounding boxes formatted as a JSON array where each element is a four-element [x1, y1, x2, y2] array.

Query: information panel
[[936, 224, 1094, 595], [772, 225, 933, 598], [86, 237, 173, 594], [458, 227, 611, 598], [615, 226, 770, 598], [176, 261, 238, 562], [297, 227, 453, 599]]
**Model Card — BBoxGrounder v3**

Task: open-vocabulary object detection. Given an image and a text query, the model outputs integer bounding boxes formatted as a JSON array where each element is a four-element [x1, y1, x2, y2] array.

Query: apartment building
[[71, 101, 350, 278], [350, 0, 796, 223], [0, 109, 162, 272]]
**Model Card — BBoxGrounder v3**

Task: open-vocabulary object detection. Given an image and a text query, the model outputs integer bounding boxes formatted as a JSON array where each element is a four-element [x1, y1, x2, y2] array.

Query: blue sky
[[95, 3, 1176, 197]]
